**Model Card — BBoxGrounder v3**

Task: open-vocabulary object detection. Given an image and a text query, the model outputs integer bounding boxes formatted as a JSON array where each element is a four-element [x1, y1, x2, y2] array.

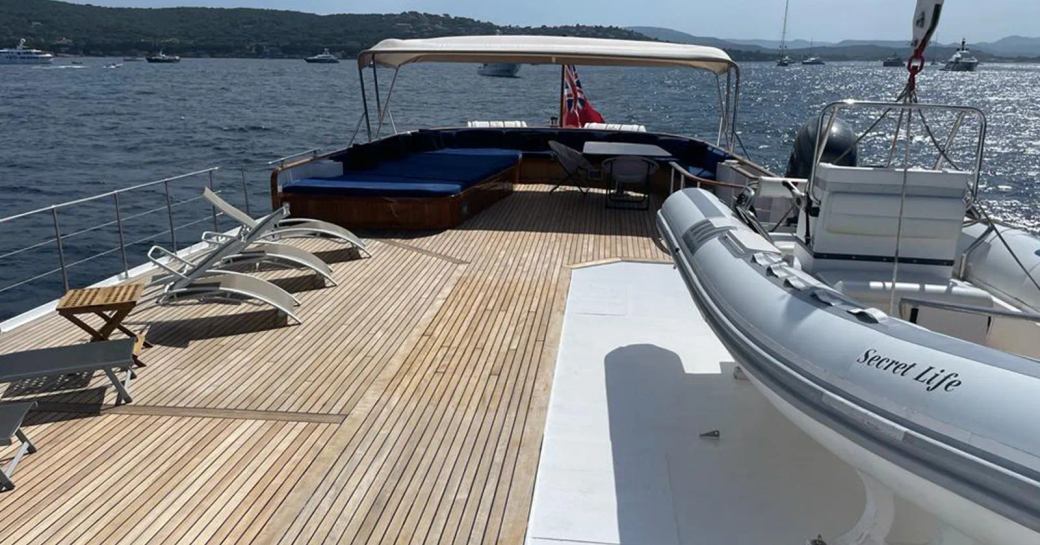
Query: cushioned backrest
[[501, 130, 551, 152], [454, 129, 505, 148], [412, 130, 445, 152]]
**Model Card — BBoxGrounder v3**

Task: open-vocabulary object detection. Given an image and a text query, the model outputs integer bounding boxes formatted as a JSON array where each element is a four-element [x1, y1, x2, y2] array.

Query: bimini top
[[357, 35, 735, 74]]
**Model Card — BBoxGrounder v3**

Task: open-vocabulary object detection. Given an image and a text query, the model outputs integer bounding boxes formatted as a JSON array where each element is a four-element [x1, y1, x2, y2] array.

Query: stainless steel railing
[[0, 165, 270, 320]]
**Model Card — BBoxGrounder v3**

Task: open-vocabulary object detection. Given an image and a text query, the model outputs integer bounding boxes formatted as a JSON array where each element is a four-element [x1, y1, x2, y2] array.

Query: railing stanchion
[[114, 192, 129, 278], [208, 170, 219, 232], [164, 180, 177, 250], [51, 207, 69, 292], [240, 167, 252, 216]]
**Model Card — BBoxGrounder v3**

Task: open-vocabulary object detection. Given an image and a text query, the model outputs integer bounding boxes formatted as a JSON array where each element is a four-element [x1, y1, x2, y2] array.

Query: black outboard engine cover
[[785, 115, 857, 178]]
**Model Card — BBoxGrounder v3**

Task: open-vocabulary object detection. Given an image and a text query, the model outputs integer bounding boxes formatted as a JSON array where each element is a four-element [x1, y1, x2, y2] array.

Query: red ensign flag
[[561, 65, 604, 128]]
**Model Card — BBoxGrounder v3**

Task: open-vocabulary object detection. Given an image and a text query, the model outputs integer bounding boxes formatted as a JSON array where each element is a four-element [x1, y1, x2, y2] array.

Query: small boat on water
[[801, 40, 825, 65], [942, 38, 979, 71], [776, 0, 792, 66], [305, 49, 340, 64], [146, 50, 181, 63], [477, 62, 520, 77], [0, 39, 54, 65], [882, 53, 905, 66]]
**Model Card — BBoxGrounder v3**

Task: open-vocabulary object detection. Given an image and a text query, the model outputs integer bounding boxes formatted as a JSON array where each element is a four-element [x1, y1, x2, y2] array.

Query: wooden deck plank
[[0, 184, 665, 545]]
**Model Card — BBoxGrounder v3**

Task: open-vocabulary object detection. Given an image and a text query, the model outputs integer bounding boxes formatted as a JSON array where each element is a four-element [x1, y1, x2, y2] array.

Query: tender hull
[[658, 189, 1040, 544]]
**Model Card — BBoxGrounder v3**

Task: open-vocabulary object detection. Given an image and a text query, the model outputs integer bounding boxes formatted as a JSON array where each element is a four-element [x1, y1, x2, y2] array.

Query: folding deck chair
[[0, 402, 37, 491], [547, 140, 600, 194], [148, 214, 304, 324], [202, 188, 370, 256], [0, 339, 138, 406]]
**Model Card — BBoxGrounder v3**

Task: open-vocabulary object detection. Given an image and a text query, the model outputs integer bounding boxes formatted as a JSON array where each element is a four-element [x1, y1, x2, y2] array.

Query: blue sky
[[63, 1, 1036, 42]]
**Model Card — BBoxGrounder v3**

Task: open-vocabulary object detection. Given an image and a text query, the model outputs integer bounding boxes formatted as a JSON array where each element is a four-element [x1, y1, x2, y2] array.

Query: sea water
[[2, 59, 1039, 318]]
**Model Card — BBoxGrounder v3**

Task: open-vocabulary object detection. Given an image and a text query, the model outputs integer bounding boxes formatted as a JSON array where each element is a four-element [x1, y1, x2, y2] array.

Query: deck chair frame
[[548, 140, 599, 194], [0, 340, 138, 406], [148, 246, 303, 324], [203, 188, 370, 256], [0, 402, 37, 492], [201, 232, 337, 286]]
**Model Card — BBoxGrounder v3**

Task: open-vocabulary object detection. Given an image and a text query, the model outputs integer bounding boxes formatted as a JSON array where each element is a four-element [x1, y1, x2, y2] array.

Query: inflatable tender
[[658, 188, 1040, 545]]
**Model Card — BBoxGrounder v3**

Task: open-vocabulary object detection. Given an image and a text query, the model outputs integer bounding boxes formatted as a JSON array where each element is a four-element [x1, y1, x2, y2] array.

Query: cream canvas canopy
[[352, 35, 741, 151], [358, 35, 736, 75]]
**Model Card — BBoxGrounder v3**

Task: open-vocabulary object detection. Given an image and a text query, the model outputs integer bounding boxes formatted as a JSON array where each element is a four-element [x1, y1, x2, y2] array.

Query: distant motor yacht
[[0, 39, 54, 65], [305, 49, 340, 64], [801, 40, 825, 65], [477, 63, 521, 77], [942, 39, 979, 72], [146, 50, 181, 63], [882, 53, 905, 67]]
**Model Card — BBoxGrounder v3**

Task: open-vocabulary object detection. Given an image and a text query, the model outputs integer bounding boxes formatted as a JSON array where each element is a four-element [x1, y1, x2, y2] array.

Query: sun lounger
[[148, 215, 304, 324], [202, 188, 369, 256], [0, 401, 37, 491], [0, 339, 138, 405], [200, 232, 337, 286]]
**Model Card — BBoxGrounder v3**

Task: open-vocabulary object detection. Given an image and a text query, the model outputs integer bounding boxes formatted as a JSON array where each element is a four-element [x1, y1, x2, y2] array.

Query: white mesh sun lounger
[[148, 215, 303, 324], [203, 188, 370, 256], [200, 232, 337, 286]]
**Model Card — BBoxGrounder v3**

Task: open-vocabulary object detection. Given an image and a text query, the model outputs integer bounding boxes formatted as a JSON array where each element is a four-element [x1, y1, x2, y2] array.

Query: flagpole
[[558, 65, 565, 127]]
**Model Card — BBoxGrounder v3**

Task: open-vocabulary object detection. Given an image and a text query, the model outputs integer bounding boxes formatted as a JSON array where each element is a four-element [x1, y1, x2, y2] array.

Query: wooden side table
[[56, 283, 148, 366]]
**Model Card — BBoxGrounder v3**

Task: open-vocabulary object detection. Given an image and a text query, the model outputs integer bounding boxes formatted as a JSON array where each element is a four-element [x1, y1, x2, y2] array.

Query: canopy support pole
[[358, 63, 372, 142], [374, 67, 400, 139], [714, 74, 726, 148], [731, 67, 742, 152], [372, 63, 382, 123], [558, 65, 566, 127]]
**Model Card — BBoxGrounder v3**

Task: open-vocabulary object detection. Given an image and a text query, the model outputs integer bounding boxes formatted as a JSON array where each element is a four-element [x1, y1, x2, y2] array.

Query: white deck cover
[[358, 35, 735, 74], [527, 261, 863, 545]]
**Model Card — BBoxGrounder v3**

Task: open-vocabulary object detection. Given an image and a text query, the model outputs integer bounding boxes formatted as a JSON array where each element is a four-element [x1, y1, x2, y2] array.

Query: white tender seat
[[798, 163, 973, 277]]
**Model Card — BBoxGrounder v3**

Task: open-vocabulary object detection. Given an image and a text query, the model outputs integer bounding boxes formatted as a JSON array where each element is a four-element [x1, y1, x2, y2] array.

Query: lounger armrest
[[201, 231, 236, 245], [147, 246, 191, 280]]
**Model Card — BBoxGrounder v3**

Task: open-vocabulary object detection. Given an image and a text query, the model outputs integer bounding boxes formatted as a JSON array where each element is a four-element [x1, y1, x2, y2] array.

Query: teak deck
[[0, 184, 667, 545]]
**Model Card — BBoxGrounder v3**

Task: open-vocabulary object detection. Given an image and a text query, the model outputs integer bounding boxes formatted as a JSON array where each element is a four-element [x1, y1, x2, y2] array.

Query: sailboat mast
[[779, 0, 790, 58]]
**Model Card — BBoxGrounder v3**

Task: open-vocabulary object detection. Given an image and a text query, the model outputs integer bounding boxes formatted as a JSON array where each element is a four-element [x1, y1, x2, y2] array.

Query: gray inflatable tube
[[657, 188, 1040, 544]]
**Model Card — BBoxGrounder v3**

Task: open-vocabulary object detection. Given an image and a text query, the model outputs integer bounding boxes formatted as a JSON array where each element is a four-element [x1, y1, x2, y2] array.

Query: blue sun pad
[[283, 148, 520, 198]]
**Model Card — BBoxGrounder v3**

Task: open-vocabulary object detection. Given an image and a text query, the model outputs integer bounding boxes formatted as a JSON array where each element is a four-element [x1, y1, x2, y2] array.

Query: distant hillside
[[0, 0, 650, 58], [627, 26, 774, 61], [975, 36, 1040, 58], [629, 25, 1040, 62]]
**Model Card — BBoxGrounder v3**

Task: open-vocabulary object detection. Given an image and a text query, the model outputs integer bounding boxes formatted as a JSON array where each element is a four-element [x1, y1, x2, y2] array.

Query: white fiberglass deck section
[[527, 261, 864, 545]]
